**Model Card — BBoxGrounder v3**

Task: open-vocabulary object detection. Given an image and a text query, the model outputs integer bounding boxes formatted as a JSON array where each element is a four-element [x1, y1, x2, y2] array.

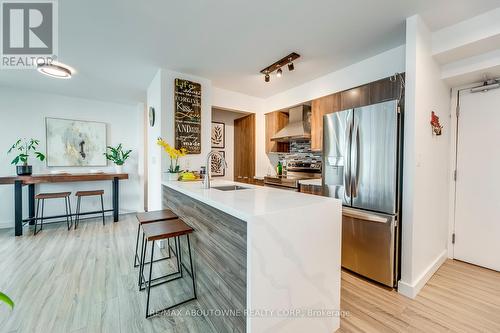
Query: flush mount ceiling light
[[37, 62, 73, 79], [260, 52, 300, 83]]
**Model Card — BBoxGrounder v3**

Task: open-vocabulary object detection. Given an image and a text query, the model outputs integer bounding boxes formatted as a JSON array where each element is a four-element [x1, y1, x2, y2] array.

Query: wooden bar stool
[[74, 190, 105, 229], [34, 192, 72, 235], [134, 210, 178, 268], [139, 219, 196, 318]]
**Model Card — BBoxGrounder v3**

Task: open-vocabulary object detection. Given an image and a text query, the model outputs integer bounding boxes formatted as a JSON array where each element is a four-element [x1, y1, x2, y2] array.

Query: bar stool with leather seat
[[138, 219, 197, 318], [74, 190, 105, 229], [34, 191, 72, 235], [134, 209, 178, 268]]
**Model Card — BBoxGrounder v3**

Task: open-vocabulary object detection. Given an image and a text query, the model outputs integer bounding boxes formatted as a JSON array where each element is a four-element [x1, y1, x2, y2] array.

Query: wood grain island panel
[[163, 186, 247, 333]]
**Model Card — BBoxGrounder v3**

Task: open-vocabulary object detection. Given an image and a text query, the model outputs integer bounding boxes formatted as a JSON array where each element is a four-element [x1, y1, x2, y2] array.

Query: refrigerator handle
[[344, 112, 352, 198], [351, 118, 360, 197]]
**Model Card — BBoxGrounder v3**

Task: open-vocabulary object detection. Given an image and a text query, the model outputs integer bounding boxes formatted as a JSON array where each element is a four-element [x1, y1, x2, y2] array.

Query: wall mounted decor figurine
[[430, 111, 443, 136]]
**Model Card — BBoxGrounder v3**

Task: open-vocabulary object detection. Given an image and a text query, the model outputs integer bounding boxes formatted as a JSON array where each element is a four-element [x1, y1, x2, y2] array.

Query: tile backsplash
[[271, 140, 322, 164]]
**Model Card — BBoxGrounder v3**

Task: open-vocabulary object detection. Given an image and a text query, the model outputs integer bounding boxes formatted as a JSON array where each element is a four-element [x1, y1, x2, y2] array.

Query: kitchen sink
[[212, 185, 249, 191]]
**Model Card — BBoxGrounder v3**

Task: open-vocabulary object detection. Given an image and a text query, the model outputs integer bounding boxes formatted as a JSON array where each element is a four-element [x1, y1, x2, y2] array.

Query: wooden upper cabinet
[[340, 85, 371, 110], [311, 93, 341, 151], [265, 111, 289, 153]]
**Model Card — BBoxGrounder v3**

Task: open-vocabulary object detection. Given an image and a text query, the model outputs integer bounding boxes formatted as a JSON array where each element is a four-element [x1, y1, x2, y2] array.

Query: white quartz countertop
[[298, 178, 322, 186], [163, 179, 337, 222]]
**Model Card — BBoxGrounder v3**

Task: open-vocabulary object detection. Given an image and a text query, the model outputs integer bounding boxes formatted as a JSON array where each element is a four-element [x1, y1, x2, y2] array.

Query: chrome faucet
[[202, 150, 228, 189]]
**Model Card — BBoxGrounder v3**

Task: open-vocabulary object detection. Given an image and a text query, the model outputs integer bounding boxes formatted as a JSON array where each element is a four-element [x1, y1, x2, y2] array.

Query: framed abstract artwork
[[211, 122, 225, 148], [211, 151, 225, 177], [45, 118, 107, 167]]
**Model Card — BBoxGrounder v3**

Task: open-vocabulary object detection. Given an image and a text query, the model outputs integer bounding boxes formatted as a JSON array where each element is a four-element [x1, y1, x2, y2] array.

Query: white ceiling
[[1, 0, 499, 104]]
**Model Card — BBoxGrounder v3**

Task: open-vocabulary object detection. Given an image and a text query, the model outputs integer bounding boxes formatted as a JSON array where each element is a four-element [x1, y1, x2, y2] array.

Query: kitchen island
[[162, 180, 342, 333]]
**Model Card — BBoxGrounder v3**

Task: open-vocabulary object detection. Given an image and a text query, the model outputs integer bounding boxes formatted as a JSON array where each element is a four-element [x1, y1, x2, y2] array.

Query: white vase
[[167, 172, 179, 181], [115, 165, 123, 174]]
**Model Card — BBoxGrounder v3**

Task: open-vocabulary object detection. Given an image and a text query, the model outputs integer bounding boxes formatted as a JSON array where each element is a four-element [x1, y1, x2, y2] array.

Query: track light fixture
[[260, 52, 300, 83]]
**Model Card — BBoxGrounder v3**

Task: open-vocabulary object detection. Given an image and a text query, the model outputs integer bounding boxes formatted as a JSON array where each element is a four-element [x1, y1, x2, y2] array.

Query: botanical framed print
[[211, 122, 225, 148], [46, 118, 107, 167], [211, 151, 225, 177]]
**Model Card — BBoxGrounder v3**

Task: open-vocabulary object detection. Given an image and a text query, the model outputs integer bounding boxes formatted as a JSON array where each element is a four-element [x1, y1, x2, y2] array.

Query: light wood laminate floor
[[0, 214, 499, 333]]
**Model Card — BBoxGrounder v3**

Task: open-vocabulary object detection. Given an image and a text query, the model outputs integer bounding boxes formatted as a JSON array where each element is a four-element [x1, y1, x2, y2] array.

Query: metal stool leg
[[100, 194, 105, 226], [68, 197, 73, 226], [142, 234, 197, 318], [34, 198, 40, 235], [138, 232, 146, 289], [64, 197, 71, 230], [145, 240, 155, 318], [75, 196, 81, 229], [40, 199, 45, 232], [187, 234, 197, 299], [134, 223, 141, 267]]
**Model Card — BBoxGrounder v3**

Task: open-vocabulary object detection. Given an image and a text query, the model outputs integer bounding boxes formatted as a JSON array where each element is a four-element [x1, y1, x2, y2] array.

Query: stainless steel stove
[[264, 161, 321, 191]]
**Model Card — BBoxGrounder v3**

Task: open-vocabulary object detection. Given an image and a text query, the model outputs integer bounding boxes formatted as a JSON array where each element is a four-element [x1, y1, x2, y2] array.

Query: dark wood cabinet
[[370, 77, 401, 104], [339, 77, 403, 110], [340, 85, 371, 110]]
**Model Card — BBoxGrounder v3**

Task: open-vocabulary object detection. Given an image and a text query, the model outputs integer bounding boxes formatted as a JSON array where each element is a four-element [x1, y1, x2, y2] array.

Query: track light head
[[277, 68, 282, 78], [265, 73, 270, 82], [288, 62, 294, 71]]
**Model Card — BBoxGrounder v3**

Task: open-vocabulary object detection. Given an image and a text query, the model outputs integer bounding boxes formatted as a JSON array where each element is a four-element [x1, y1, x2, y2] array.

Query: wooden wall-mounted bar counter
[[0, 173, 128, 236]]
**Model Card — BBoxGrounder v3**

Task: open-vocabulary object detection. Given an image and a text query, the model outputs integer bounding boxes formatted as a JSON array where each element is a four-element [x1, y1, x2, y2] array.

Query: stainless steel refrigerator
[[323, 99, 401, 287]]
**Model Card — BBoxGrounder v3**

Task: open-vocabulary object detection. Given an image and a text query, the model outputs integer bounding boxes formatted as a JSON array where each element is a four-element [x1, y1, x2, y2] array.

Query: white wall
[[398, 15, 452, 298], [0, 87, 144, 228], [146, 70, 163, 210], [211, 109, 247, 181], [146, 69, 212, 209]]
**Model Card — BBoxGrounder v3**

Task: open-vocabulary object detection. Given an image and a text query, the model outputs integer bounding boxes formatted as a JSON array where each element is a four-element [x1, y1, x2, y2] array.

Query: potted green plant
[[7, 138, 46, 176], [104, 144, 132, 173], [0, 292, 14, 310]]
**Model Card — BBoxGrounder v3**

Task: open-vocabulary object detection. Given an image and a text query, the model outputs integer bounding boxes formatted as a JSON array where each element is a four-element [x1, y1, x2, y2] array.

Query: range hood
[[271, 105, 311, 142]]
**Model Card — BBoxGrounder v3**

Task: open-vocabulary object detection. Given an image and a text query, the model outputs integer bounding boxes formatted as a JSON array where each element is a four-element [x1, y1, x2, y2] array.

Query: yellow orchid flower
[[157, 137, 187, 173]]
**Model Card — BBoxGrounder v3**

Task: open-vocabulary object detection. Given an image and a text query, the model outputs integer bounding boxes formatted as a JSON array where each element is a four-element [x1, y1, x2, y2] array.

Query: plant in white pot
[[7, 138, 45, 175], [157, 138, 187, 181], [104, 144, 132, 173]]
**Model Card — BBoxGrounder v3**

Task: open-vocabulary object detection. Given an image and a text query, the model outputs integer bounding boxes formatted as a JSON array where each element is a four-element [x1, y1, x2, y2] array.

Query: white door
[[454, 88, 500, 271]]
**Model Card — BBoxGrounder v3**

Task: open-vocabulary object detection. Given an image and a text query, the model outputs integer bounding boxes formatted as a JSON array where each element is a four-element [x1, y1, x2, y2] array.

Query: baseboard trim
[[0, 210, 140, 230], [0, 221, 12, 229], [398, 249, 448, 299]]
